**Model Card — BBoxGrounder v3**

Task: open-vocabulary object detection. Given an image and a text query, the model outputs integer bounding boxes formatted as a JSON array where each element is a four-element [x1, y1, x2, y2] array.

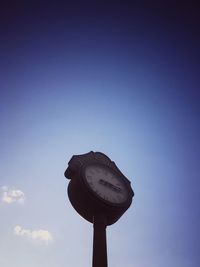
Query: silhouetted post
[[93, 214, 107, 267]]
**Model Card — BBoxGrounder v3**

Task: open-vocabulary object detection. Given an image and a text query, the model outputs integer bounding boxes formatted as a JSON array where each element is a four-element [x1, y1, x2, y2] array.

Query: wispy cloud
[[0, 186, 25, 204], [14, 225, 53, 242]]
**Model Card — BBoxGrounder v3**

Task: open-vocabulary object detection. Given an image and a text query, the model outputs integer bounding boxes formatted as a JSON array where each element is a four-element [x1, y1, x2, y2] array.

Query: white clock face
[[84, 164, 128, 204]]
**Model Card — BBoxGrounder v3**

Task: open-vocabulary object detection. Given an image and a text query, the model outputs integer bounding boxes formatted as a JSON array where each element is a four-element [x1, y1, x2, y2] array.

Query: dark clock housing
[[65, 151, 134, 225]]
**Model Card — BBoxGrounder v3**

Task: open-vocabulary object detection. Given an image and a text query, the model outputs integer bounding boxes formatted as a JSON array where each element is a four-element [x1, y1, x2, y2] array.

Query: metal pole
[[92, 214, 108, 267]]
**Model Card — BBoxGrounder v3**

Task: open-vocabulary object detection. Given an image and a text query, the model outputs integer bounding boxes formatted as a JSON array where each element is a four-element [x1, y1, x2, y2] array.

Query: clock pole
[[93, 214, 107, 267]]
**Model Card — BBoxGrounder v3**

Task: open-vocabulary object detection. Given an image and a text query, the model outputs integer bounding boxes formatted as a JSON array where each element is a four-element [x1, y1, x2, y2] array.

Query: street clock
[[65, 151, 134, 225], [64, 151, 134, 267]]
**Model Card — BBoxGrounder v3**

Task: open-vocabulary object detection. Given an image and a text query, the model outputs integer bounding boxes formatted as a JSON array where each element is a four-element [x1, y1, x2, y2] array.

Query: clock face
[[84, 164, 128, 204]]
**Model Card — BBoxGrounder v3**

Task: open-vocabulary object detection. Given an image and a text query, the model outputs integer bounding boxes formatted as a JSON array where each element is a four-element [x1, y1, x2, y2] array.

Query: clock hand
[[99, 179, 122, 193]]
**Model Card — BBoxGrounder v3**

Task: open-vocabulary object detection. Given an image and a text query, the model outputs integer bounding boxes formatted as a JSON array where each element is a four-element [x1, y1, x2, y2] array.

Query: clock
[[65, 151, 134, 225], [83, 163, 129, 205], [64, 151, 134, 267]]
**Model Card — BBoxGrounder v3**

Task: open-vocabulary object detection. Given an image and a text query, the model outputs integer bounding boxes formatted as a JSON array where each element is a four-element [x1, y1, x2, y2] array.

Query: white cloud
[[14, 225, 53, 242], [0, 186, 25, 204]]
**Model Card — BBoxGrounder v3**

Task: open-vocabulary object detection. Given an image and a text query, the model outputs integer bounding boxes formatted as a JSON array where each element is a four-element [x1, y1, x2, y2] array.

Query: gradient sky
[[0, 1, 199, 267]]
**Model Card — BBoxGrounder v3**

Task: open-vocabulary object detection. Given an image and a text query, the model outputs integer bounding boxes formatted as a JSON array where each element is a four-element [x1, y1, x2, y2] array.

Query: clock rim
[[81, 162, 133, 207]]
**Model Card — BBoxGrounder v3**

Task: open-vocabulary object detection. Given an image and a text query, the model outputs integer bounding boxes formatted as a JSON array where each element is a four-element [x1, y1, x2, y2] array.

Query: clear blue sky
[[0, 1, 199, 267]]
